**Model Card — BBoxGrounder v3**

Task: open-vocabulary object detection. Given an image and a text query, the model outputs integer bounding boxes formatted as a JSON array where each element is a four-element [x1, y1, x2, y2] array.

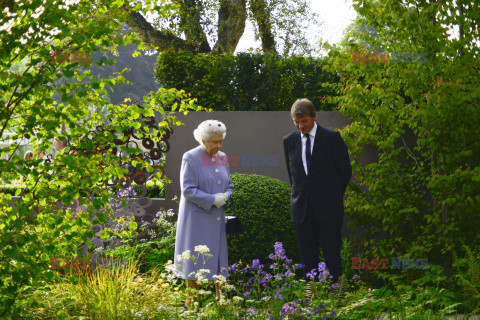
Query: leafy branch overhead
[[122, 0, 322, 56]]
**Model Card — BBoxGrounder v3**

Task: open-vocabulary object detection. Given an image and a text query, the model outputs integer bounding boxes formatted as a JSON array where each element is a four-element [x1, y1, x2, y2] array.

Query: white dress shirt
[[302, 122, 317, 175]]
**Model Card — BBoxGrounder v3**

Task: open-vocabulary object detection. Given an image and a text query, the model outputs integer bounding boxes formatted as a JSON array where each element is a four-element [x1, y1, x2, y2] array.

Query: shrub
[[226, 173, 299, 265], [155, 50, 339, 111], [103, 209, 177, 274]]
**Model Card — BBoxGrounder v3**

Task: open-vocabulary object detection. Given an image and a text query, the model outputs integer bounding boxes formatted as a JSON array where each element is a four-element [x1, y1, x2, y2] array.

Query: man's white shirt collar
[[303, 122, 317, 139]]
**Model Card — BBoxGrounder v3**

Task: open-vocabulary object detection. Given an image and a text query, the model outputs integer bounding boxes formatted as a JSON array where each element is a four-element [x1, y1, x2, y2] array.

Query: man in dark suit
[[283, 98, 352, 288]]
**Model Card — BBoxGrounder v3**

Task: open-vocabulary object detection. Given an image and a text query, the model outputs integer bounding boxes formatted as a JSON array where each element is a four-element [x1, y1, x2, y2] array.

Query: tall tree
[[123, 0, 322, 56]]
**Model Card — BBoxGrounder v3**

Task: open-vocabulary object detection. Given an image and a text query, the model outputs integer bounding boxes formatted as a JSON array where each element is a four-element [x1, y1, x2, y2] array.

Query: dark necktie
[[305, 133, 311, 170]]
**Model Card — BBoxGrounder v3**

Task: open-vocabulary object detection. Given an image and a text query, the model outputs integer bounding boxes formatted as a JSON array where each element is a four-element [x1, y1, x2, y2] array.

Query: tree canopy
[[123, 0, 323, 56], [325, 0, 480, 282]]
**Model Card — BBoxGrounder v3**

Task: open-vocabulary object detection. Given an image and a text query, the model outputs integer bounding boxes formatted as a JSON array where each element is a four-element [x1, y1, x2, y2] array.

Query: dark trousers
[[294, 203, 343, 284]]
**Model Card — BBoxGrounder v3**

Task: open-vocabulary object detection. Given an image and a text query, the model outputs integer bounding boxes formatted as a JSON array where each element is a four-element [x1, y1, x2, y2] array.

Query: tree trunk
[[179, 0, 212, 53], [213, 0, 247, 53], [249, 0, 277, 53], [125, 7, 196, 52]]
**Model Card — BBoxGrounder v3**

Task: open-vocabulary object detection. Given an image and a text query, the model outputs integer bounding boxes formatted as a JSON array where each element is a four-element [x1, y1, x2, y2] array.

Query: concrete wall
[[156, 111, 377, 211]]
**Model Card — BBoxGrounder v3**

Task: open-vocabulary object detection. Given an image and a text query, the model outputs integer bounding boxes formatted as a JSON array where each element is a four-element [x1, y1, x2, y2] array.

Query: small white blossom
[[196, 268, 209, 275], [194, 245, 210, 254], [178, 250, 191, 261], [197, 289, 211, 296], [224, 284, 235, 291], [212, 274, 227, 283]]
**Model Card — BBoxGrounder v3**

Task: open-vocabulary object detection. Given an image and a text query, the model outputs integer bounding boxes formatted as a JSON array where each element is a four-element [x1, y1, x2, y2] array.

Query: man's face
[[292, 114, 316, 135]]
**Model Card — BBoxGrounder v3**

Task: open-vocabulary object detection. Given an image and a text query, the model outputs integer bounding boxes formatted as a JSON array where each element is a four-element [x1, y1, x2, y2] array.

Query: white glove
[[221, 192, 229, 202], [213, 193, 227, 208]]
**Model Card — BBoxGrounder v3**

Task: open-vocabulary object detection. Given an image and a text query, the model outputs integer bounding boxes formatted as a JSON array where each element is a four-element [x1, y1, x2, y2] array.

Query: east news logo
[[351, 257, 428, 270]]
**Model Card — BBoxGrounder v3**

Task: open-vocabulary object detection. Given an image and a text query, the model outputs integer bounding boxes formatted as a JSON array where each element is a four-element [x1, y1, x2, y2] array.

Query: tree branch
[[249, 0, 277, 53], [123, 6, 195, 52]]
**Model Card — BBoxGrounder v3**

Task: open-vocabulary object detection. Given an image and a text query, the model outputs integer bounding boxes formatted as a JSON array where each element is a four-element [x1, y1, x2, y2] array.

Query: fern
[[454, 245, 480, 312]]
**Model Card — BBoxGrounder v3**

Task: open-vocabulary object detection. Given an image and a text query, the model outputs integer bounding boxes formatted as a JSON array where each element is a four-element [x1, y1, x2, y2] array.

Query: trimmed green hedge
[[226, 173, 299, 265], [155, 50, 339, 111]]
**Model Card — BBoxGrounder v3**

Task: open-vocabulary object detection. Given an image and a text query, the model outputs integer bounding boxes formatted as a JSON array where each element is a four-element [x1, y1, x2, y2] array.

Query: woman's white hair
[[193, 120, 227, 144]]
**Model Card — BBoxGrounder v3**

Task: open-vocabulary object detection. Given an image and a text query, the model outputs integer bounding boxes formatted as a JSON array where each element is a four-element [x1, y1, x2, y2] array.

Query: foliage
[[454, 245, 480, 312], [246, 0, 324, 56], [226, 173, 299, 265], [323, 0, 480, 285], [104, 209, 177, 273], [156, 50, 338, 111], [125, 0, 322, 55], [166, 242, 340, 319], [337, 286, 462, 319], [12, 242, 473, 319], [224, 242, 339, 319], [0, 0, 200, 316], [16, 261, 176, 320]]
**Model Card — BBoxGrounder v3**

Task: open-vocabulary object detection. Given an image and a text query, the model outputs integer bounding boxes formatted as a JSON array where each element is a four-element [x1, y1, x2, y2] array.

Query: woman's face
[[202, 133, 224, 156]]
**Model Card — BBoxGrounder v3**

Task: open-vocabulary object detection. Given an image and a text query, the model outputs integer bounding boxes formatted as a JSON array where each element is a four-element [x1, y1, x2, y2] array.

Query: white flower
[[212, 274, 226, 283], [197, 268, 211, 276], [232, 296, 244, 303], [198, 289, 211, 296], [224, 284, 235, 291], [177, 250, 191, 261], [164, 261, 177, 274], [217, 295, 227, 306], [194, 245, 210, 254]]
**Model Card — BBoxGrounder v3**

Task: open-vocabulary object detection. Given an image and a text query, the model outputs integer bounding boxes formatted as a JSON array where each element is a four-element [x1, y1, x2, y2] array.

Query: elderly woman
[[174, 119, 234, 308]]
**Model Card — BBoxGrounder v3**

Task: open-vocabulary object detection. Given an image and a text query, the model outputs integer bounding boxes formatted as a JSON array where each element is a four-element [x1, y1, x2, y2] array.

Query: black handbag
[[225, 197, 242, 235]]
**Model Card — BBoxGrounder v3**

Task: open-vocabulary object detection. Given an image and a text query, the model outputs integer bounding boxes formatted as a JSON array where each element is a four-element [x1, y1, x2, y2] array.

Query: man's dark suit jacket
[[283, 124, 352, 224]]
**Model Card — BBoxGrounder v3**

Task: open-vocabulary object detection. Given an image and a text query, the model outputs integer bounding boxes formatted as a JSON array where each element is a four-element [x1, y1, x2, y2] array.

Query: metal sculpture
[[73, 109, 173, 262]]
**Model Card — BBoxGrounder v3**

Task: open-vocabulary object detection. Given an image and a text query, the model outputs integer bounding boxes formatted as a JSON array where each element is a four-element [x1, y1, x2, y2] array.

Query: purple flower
[[330, 282, 340, 290], [243, 291, 250, 297], [283, 270, 294, 278], [274, 288, 284, 300], [247, 308, 256, 315], [306, 269, 318, 279], [251, 259, 264, 269], [352, 274, 360, 280], [229, 263, 238, 272], [260, 273, 271, 285], [281, 303, 296, 314], [269, 241, 287, 260], [318, 262, 326, 271]]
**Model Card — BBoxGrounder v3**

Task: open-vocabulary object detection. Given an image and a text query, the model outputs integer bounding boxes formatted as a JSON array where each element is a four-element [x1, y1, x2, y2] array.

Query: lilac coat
[[174, 146, 234, 280]]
